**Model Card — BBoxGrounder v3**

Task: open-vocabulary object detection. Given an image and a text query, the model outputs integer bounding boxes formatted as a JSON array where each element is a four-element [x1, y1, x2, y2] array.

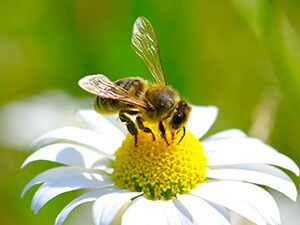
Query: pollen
[[111, 123, 207, 200]]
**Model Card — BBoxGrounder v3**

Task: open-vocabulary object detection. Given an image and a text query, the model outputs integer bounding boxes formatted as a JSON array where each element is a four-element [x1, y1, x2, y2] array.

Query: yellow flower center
[[111, 123, 207, 200]]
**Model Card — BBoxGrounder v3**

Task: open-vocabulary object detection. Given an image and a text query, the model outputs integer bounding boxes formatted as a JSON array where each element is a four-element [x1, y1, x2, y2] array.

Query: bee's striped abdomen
[[94, 97, 120, 114], [94, 77, 145, 115]]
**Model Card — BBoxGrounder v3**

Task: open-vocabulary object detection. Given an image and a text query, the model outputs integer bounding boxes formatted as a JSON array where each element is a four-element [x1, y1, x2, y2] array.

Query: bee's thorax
[[142, 85, 179, 121]]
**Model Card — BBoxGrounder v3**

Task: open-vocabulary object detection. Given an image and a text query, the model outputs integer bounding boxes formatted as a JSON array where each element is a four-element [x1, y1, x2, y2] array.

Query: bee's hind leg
[[119, 111, 138, 147], [136, 116, 155, 141], [159, 121, 169, 145]]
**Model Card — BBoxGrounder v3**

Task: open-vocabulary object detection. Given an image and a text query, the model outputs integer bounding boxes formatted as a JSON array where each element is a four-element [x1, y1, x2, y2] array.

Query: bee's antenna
[[177, 126, 186, 144]]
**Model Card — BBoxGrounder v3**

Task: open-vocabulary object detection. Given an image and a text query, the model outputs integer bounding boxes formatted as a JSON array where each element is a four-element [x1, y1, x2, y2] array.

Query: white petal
[[177, 194, 230, 225], [191, 181, 280, 225], [122, 196, 193, 225], [206, 164, 298, 201], [203, 129, 247, 142], [77, 110, 126, 138], [167, 198, 194, 225], [186, 105, 218, 139], [22, 166, 101, 198], [204, 137, 300, 176], [30, 127, 121, 155], [92, 187, 140, 225], [55, 187, 117, 225], [21, 143, 112, 169], [31, 172, 113, 213]]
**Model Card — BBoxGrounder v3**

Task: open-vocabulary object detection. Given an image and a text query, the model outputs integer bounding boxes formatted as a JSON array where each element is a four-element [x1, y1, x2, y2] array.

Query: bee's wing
[[131, 17, 167, 85], [78, 74, 147, 109]]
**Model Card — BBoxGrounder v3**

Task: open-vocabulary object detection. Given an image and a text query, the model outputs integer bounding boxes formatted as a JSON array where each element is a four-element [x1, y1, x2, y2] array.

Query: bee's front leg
[[136, 116, 155, 141], [119, 111, 138, 146], [159, 121, 169, 145]]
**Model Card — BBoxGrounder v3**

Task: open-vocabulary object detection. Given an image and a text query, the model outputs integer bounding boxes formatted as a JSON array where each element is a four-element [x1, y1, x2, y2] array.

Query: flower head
[[22, 105, 299, 225], [112, 123, 207, 200]]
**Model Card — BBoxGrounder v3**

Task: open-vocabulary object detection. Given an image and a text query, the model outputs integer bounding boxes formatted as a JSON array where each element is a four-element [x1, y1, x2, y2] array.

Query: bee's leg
[[159, 121, 169, 145], [177, 126, 186, 144], [119, 111, 138, 146], [136, 116, 155, 141]]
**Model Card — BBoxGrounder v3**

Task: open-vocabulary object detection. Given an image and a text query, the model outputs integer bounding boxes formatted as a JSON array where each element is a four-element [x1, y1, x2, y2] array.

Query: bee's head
[[166, 101, 191, 131]]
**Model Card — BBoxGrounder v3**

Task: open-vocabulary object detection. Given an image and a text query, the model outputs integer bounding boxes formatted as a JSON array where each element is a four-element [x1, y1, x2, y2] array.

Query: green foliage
[[0, 0, 299, 224]]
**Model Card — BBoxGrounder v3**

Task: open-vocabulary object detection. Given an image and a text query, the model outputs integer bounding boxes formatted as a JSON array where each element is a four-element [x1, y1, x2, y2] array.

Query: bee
[[79, 17, 191, 146]]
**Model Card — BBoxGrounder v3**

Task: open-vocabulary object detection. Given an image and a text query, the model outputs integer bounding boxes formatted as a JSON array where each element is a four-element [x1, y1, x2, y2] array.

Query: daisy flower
[[21, 105, 299, 225]]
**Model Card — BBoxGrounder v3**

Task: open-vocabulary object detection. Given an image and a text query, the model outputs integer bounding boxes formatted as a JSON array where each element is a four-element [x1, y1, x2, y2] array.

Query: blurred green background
[[0, 0, 300, 224]]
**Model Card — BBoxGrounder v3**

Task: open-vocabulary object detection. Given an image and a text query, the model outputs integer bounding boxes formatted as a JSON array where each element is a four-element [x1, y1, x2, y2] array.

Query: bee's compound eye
[[171, 113, 184, 130]]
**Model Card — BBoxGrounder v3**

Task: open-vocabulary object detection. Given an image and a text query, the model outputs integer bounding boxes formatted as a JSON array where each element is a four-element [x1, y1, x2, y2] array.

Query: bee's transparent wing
[[131, 16, 167, 85], [78, 74, 147, 109]]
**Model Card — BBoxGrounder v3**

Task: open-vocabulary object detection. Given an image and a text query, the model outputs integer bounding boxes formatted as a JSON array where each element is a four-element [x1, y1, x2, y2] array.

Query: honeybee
[[79, 17, 191, 146]]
